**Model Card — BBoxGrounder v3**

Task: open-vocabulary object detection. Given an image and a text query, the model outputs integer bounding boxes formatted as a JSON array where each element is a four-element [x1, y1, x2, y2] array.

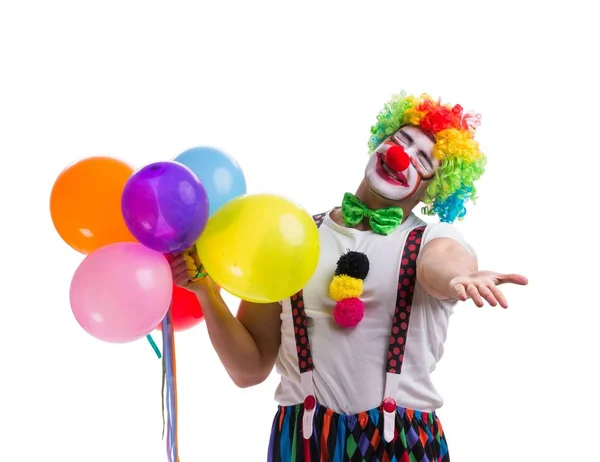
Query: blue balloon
[[173, 147, 247, 217]]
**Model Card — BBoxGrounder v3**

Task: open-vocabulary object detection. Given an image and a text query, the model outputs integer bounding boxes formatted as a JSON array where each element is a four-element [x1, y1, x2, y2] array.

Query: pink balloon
[[70, 242, 173, 343]]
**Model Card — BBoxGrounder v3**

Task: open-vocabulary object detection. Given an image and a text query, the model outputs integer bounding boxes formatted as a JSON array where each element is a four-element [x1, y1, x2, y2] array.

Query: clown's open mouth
[[378, 154, 408, 186]]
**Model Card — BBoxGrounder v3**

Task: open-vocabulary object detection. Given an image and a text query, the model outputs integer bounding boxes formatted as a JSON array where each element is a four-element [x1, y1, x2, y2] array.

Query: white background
[[1, 0, 598, 461]]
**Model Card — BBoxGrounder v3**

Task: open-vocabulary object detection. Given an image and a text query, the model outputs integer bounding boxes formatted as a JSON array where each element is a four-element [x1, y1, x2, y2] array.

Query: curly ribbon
[[161, 307, 180, 462], [146, 334, 162, 359]]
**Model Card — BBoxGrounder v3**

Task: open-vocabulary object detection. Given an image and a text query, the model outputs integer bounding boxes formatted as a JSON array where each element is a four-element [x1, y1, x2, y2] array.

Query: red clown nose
[[385, 144, 410, 172]]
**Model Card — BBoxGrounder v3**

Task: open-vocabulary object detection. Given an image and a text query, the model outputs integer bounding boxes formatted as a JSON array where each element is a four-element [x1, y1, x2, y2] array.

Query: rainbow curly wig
[[368, 91, 487, 223]]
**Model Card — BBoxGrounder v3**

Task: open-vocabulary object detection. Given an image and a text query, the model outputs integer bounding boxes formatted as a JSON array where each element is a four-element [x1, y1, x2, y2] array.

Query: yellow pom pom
[[329, 275, 363, 301]]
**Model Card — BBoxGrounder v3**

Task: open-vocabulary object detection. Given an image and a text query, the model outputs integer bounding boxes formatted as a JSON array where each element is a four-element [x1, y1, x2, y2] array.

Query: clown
[[364, 91, 486, 223], [169, 91, 528, 461]]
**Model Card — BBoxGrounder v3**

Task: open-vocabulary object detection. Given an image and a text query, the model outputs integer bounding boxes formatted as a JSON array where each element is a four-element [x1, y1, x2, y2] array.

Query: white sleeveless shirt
[[273, 210, 476, 414]]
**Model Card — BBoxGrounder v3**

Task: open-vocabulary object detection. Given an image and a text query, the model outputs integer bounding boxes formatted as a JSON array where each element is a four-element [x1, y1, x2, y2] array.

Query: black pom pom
[[334, 250, 369, 280]]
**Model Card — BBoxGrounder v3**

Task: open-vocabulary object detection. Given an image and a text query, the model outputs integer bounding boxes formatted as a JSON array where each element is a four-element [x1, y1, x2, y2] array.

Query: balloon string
[[171, 321, 180, 461], [162, 307, 180, 462], [147, 334, 162, 358], [161, 352, 166, 439], [162, 312, 172, 462], [166, 378, 174, 461]]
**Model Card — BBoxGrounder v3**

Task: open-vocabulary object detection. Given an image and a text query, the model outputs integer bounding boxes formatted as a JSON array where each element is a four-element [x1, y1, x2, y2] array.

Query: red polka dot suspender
[[291, 212, 327, 375], [289, 211, 427, 445], [386, 226, 426, 375]]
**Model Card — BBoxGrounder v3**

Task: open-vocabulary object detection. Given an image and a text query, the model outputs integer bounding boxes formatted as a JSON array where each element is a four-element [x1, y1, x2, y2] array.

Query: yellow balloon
[[196, 194, 320, 303]]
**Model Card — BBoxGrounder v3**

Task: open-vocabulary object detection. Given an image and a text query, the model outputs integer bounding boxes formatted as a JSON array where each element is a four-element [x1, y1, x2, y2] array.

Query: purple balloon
[[121, 161, 209, 253]]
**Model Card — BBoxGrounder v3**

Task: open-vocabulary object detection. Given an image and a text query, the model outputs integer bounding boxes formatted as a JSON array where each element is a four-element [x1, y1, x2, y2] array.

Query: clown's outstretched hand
[[449, 271, 528, 309]]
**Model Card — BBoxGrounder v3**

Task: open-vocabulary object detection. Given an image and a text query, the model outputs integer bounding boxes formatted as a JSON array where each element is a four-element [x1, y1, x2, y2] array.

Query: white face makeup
[[364, 124, 438, 202]]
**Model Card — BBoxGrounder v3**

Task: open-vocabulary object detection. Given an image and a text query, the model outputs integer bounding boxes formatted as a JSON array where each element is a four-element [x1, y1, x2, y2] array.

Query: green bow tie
[[341, 192, 404, 235]]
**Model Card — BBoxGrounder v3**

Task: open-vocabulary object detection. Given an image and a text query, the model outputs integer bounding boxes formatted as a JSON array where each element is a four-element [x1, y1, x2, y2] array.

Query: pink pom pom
[[333, 298, 364, 328]]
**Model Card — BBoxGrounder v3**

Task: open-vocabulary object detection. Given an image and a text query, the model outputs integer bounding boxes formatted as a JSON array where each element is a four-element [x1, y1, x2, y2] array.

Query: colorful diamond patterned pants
[[268, 401, 450, 462]]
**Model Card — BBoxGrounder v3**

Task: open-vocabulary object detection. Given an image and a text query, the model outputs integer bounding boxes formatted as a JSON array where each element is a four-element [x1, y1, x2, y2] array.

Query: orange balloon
[[50, 156, 137, 254]]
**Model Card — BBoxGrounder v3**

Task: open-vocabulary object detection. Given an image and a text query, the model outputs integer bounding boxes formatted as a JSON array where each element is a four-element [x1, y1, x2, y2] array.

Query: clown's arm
[[199, 281, 282, 387], [169, 252, 281, 388], [417, 237, 528, 308]]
